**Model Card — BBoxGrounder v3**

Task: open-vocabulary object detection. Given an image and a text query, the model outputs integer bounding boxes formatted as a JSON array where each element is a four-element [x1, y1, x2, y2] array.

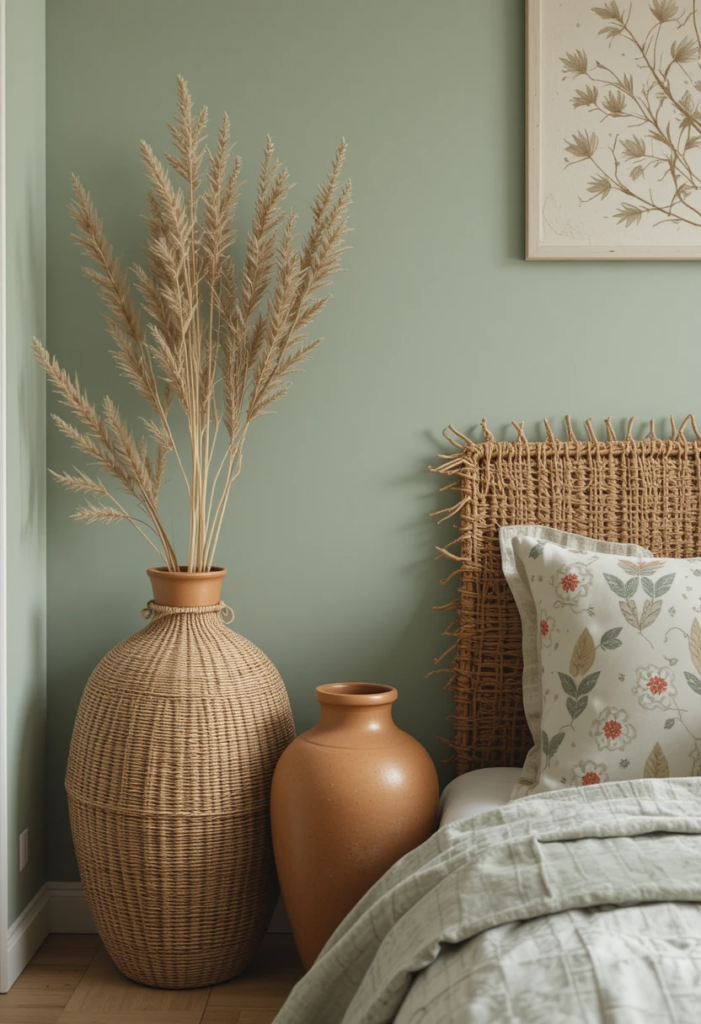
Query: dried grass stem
[[35, 77, 351, 571]]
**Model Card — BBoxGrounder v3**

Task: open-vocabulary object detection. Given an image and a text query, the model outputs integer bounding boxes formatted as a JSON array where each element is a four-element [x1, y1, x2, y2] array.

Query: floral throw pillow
[[499, 527, 701, 798]]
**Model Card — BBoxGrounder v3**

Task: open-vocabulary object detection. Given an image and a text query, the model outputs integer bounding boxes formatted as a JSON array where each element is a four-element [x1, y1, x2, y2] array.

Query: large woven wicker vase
[[65, 568, 295, 989]]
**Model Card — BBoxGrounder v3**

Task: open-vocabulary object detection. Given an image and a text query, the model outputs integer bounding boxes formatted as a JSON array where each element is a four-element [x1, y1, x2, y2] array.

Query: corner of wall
[[1, 0, 48, 989]]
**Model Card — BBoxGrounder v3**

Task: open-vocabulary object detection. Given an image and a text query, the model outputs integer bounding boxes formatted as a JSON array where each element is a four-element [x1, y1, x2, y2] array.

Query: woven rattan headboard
[[432, 415, 701, 775]]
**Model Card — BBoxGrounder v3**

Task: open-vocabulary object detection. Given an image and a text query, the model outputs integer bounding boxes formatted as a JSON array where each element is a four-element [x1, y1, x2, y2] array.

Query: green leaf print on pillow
[[600, 627, 623, 650], [641, 573, 675, 599], [685, 671, 701, 696], [603, 574, 639, 600], [604, 560, 674, 644], [542, 729, 565, 768], [557, 630, 601, 729]]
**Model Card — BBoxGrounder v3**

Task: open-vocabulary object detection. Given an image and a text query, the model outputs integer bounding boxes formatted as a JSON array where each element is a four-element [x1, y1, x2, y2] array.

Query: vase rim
[[147, 566, 227, 608], [315, 683, 397, 706], [147, 566, 226, 578]]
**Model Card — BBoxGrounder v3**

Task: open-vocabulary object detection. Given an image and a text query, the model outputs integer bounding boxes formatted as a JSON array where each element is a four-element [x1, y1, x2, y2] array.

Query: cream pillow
[[500, 527, 701, 797]]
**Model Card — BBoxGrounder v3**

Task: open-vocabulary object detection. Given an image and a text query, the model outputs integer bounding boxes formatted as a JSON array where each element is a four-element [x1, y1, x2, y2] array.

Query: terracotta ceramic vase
[[65, 567, 295, 988], [270, 682, 438, 969]]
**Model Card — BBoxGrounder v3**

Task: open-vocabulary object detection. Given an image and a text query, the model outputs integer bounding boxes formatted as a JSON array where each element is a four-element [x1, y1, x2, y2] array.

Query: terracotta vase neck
[[316, 701, 395, 734], [147, 566, 227, 607], [308, 684, 399, 748]]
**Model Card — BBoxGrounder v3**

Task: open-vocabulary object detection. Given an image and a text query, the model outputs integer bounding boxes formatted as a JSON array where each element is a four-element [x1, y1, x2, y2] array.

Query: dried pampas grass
[[34, 76, 351, 571]]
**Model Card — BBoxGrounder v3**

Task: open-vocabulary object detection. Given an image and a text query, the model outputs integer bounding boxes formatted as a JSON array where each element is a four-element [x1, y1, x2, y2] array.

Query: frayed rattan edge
[[435, 414, 701, 454], [428, 414, 701, 767]]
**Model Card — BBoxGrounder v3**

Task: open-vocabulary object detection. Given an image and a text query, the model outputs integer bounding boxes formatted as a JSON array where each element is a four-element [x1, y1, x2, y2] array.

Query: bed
[[275, 417, 701, 1024], [438, 767, 520, 826]]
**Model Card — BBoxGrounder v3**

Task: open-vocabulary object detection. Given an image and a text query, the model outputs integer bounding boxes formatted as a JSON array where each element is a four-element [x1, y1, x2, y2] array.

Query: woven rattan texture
[[65, 603, 295, 989], [432, 417, 701, 776]]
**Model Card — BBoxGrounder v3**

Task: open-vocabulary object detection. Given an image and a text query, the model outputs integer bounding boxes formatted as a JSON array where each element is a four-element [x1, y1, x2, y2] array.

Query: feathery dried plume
[[72, 503, 132, 525], [49, 468, 110, 496], [34, 76, 351, 571]]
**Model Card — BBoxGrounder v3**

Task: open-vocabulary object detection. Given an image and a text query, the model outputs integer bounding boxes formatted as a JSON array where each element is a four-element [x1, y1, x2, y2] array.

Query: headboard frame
[[431, 415, 701, 775]]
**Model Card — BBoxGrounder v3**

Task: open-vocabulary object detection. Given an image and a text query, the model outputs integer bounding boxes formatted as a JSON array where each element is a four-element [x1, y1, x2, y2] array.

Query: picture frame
[[527, 0, 701, 260]]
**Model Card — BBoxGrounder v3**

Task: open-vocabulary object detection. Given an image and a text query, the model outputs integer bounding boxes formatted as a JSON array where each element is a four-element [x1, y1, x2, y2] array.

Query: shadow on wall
[[377, 578, 455, 791], [16, 181, 45, 542], [6, 123, 47, 917], [503, 0, 525, 263], [373, 433, 458, 791]]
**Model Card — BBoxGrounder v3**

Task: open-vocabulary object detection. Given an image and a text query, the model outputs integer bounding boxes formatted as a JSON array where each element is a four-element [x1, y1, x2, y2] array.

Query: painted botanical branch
[[561, 0, 701, 230], [34, 78, 352, 571]]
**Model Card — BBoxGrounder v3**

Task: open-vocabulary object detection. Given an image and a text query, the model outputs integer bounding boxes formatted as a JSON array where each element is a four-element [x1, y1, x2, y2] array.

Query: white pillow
[[500, 527, 701, 797]]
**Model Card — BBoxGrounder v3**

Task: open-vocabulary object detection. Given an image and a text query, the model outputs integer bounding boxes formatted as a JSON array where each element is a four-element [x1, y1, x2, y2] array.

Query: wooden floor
[[0, 933, 303, 1023]]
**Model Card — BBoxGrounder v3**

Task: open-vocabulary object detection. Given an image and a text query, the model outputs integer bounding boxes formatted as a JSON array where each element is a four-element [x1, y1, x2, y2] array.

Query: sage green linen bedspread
[[274, 779, 701, 1024]]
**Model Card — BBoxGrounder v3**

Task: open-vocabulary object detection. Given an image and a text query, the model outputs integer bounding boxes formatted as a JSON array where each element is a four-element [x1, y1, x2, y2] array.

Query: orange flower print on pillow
[[590, 707, 636, 752], [551, 559, 596, 613], [633, 666, 677, 711], [571, 760, 609, 787], [539, 611, 556, 649]]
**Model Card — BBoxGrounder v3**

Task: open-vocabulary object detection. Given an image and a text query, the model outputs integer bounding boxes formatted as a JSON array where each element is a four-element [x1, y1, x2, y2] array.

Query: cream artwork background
[[532, 0, 701, 255]]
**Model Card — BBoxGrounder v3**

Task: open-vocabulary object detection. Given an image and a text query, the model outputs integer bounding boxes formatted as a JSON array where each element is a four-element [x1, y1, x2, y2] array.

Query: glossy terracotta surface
[[270, 683, 439, 969], [147, 566, 226, 607]]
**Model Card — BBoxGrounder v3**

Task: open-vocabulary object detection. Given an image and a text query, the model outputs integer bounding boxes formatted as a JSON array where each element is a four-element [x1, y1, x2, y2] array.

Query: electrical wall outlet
[[19, 830, 28, 872]]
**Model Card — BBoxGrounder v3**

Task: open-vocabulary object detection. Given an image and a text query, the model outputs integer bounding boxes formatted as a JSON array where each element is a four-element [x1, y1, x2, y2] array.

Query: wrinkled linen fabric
[[274, 779, 701, 1024]]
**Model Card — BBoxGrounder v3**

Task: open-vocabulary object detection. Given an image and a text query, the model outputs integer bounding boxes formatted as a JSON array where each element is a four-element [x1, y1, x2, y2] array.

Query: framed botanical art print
[[527, 0, 701, 259]]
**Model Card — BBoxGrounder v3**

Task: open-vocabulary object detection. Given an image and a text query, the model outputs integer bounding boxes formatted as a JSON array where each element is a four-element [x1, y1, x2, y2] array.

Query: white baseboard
[[47, 881, 291, 934], [47, 882, 97, 933], [6, 884, 50, 990]]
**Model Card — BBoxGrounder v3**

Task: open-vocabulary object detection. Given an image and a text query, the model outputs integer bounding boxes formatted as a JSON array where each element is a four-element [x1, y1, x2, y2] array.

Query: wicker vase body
[[65, 601, 294, 989]]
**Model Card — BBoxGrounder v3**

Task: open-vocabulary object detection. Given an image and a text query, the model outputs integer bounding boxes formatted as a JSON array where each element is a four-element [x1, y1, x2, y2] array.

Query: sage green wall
[[45, 0, 701, 880], [7, 0, 46, 921]]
